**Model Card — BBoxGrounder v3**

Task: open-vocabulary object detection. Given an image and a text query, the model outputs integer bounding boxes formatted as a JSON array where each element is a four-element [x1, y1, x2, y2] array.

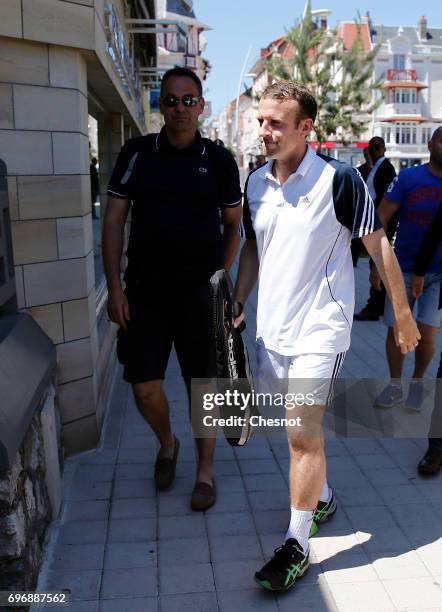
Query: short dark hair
[[368, 136, 385, 149], [160, 67, 203, 96], [261, 80, 317, 123], [430, 126, 442, 141]]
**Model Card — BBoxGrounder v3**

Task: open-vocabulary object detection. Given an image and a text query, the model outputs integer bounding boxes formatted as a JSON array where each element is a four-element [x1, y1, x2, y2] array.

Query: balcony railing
[[387, 69, 417, 81], [382, 102, 422, 117]]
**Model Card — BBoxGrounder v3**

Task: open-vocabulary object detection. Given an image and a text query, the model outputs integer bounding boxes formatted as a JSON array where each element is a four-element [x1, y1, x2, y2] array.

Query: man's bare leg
[[287, 404, 326, 510], [289, 435, 326, 510], [386, 326, 405, 379], [413, 322, 438, 378], [132, 380, 175, 459], [186, 380, 215, 485]]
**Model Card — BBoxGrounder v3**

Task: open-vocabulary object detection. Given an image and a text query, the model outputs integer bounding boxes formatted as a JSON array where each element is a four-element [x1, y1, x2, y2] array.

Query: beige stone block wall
[[7, 177, 18, 221], [85, 249, 96, 295], [14, 265, 25, 309], [0, 39, 49, 86], [52, 132, 89, 174], [57, 338, 94, 384], [61, 290, 95, 342], [57, 376, 97, 424], [23, 258, 89, 307], [22, 0, 94, 49], [0, 25, 131, 454], [56, 215, 93, 260], [0, 0, 22, 38], [61, 0, 94, 9], [11, 220, 58, 265], [0, 84, 14, 129], [49, 46, 87, 95], [62, 414, 99, 455], [0, 131, 53, 175], [90, 325, 99, 369], [13, 86, 87, 134], [26, 303, 64, 344], [18, 175, 90, 219]]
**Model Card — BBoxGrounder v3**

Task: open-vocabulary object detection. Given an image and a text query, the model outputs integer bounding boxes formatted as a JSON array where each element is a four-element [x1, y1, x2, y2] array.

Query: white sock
[[319, 479, 332, 503], [285, 508, 313, 554]]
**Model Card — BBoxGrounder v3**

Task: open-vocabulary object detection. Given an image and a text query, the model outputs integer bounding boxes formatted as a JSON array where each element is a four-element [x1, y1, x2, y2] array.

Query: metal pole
[[234, 46, 252, 166]]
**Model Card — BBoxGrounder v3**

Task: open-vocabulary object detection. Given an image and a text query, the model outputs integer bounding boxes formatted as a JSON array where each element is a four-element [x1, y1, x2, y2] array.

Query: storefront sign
[[105, 2, 145, 126]]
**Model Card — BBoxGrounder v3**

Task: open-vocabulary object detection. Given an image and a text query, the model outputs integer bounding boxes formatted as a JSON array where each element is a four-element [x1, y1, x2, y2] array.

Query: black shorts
[[116, 283, 216, 384]]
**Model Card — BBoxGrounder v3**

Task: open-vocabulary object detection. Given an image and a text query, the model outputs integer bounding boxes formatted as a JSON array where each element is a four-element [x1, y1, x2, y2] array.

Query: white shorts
[[256, 345, 346, 407]]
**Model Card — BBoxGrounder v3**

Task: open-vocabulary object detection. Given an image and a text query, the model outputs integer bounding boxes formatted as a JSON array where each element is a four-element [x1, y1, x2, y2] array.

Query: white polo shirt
[[242, 145, 381, 356]]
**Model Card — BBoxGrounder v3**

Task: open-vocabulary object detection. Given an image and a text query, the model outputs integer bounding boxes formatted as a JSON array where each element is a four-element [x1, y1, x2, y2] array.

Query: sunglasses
[[161, 94, 202, 108]]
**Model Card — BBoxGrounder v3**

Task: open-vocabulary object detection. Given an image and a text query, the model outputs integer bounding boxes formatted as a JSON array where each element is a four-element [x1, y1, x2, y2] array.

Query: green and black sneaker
[[310, 490, 337, 536], [254, 538, 309, 591]]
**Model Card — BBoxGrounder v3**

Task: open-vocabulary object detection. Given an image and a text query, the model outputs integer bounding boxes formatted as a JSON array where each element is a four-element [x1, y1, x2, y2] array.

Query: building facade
[[370, 16, 442, 169], [217, 9, 442, 171], [148, 0, 212, 130], [0, 0, 157, 455]]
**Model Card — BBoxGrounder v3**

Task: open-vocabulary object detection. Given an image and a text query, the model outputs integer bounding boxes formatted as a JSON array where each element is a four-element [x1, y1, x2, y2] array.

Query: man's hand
[[411, 274, 425, 299], [370, 266, 382, 291], [108, 287, 130, 329], [233, 301, 245, 329], [393, 313, 421, 354]]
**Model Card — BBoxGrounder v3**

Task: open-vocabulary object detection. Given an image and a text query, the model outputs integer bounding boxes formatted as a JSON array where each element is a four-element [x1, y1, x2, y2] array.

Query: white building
[[154, 0, 211, 83], [370, 15, 442, 169]]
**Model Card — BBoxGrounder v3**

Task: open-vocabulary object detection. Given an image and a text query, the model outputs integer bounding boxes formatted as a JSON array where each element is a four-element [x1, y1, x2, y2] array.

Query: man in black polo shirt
[[102, 67, 242, 510]]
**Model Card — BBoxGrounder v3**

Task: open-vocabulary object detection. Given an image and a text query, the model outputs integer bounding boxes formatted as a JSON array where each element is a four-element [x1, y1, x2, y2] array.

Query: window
[[402, 126, 411, 144], [381, 127, 391, 144], [402, 90, 410, 103], [422, 127, 433, 143], [393, 54, 406, 71]]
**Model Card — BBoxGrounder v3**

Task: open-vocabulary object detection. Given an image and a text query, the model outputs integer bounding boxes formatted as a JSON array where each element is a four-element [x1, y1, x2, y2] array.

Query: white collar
[[262, 145, 316, 185]]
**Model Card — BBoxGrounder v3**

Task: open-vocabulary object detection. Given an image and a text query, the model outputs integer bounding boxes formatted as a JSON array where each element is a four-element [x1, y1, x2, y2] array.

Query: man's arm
[[233, 239, 259, 328], [102, 196, 131, 329], [362, 229, 420, 353], [222, 205, 241, 270], [376, 197, 400, 230]]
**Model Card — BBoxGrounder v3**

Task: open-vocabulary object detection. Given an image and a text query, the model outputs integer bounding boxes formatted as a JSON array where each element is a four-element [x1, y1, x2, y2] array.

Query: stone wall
[[0, 403, 53, 591]]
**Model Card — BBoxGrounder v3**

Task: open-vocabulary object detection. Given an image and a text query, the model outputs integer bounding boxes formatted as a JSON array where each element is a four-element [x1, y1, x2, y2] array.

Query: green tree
[[267, 3, 382, 148]]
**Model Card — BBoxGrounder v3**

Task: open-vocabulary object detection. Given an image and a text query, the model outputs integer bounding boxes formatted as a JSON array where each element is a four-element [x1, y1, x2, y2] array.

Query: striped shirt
[[242, 145, 382, 356]]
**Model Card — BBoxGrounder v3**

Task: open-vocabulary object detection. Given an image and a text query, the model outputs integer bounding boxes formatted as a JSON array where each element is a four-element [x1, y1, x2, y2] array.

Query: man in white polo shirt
[[233, 80, 420, 593]]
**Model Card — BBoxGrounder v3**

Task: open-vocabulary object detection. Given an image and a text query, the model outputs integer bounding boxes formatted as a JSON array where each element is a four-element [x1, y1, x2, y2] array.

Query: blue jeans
[[384, 272, 442, 328]]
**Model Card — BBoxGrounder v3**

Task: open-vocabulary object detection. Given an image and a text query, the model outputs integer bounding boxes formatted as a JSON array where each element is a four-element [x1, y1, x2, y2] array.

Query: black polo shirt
[[108, 128, 241, 286]]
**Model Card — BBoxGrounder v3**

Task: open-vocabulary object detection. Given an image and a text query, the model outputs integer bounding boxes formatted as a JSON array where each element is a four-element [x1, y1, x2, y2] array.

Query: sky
[[195, 0, 442, 117]]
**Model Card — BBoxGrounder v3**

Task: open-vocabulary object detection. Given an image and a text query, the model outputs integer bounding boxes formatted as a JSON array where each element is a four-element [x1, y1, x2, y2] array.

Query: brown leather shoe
[[190, 480, 216, 511], [418, 448, 442, 477], [154, 435, 180, 490]]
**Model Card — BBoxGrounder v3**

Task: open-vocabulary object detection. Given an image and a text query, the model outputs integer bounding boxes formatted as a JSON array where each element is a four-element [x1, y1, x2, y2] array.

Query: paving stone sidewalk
[[34, 259, 442, 612]]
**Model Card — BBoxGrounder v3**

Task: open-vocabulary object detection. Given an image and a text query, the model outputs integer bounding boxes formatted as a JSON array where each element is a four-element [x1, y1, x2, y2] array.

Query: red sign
[[310, 141, 368, 149], [387, 69, 416, 82]]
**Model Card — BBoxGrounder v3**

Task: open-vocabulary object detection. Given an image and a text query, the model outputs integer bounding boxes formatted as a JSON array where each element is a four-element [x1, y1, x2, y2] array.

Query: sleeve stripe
[[223, 198, 242, 208], [121, 152, 139, 185], [357, 178, 375, 237], [107, 189, 129, 198]]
